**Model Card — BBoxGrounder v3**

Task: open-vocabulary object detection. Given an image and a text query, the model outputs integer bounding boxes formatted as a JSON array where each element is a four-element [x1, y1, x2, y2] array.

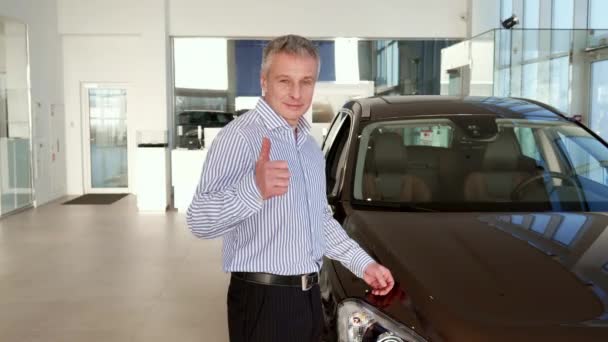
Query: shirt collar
[[255, 98, 311, 137]]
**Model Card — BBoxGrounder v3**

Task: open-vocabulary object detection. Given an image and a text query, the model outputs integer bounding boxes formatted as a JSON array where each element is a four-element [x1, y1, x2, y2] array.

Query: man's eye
[[280, 79, 289, 84]]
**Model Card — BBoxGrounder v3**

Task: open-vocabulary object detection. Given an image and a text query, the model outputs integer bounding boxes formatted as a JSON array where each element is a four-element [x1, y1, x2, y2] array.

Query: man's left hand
[[363, 262, 394, 296]]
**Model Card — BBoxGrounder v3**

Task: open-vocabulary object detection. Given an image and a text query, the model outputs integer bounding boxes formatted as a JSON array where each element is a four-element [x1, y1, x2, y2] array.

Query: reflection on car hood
[[351, 210, 608, 340]]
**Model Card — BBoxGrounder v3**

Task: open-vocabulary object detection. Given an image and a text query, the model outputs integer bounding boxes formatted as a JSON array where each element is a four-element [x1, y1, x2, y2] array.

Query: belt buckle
[[301, 274, 313, 291]]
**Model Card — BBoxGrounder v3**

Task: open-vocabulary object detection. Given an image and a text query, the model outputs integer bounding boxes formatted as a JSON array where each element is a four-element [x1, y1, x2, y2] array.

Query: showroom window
[[375, 40, 399, 88], [335, 38, 360, 83], [0, 18, 34, 216], [588, 0, 608, 29], [494, 68, 510, 97], [172, 37, 458, 149], [552, 0, 574, 29], [500, 0, 513, 20], [522, 62, 539, 100], [590, 60, 608, 141], [523, 0, 541, 61], [551, 0, 574, 54], [549, 56, 569, 113], [174, 38, 228, 90]]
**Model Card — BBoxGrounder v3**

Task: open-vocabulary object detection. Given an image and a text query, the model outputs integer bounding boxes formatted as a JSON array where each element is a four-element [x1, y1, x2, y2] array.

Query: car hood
[[349, 210, 608, 341]]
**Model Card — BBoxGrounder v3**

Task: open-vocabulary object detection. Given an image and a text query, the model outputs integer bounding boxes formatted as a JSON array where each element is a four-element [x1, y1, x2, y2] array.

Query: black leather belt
[[232, 272, 319, 291]]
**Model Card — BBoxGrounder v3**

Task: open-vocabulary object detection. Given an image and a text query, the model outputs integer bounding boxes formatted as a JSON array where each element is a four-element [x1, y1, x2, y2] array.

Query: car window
[[352, 116, 608, 212], [402, 125, 452, 148], [325, 114, 351, 196], [217, 113, 232, 124], [322, 111, 346, 153], [556, 132, 608, 184], [514, 127, 542, 162]]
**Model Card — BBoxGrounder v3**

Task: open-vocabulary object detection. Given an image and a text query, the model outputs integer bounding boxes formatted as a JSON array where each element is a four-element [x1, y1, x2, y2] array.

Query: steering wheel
[[510, 172, 583, 202]]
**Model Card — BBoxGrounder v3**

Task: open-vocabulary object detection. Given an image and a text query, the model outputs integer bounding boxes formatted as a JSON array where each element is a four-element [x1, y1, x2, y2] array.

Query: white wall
[[0, 0, 66, 206], [59, 0, 168, 195], [170, 0, 468, 38], [470, 38, 495, 96], [440, 40, 469, 94]]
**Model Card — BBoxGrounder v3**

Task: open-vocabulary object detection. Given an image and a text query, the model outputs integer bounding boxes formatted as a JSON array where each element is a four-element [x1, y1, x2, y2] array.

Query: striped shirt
[[186, 98, 374, 278]]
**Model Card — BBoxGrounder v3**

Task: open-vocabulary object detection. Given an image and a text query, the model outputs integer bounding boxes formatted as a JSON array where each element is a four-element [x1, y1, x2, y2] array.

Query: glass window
[[552, 0, 574, 53], [402, 125, 453, 148], [352, 115, 608, 212], [501, 0, 513, 20], [524, 0, 540, 28], [523, 0, 541, 60], [376, 40, 399, 87], [590, 60, 608, 141], [556, 132, 608, 184], [589, 0, 608, 29], [171, 37, 459, 148], [522, 63, 539, 100], [514, 127, 542, 161], [549, 57, 570, 113], [495, 68, 511, 97], [174, 38, 228, 90], [325, 115, 351, 196], [552, 0, 574, 29]]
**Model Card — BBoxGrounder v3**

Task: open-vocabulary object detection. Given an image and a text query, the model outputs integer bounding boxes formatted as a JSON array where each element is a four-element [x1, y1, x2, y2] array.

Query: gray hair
[[261, 34, 320, 76]]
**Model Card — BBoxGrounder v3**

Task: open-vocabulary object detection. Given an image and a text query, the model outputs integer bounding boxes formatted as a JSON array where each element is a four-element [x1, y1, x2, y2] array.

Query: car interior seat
[[463, 129, 544, 202], [362, 132, 432, 202]]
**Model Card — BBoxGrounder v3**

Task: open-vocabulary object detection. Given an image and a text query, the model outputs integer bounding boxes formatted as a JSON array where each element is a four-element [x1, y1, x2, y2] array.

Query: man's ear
[[260, 74, 267, 95]]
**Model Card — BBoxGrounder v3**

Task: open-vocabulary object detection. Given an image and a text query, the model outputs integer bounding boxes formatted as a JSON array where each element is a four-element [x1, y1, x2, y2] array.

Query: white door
[[81, 84, 129, 194]]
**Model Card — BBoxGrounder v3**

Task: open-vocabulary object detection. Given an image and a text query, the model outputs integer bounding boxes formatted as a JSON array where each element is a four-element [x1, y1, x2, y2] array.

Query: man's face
[[261, 52, 318, 127]]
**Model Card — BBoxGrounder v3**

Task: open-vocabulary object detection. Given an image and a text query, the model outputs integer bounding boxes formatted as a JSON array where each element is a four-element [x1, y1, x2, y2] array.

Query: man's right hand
[[255, 137, 290, 199]]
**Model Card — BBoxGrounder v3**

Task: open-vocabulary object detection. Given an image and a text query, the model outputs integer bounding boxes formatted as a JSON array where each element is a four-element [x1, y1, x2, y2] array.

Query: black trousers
[[227, 274, 322, 342]]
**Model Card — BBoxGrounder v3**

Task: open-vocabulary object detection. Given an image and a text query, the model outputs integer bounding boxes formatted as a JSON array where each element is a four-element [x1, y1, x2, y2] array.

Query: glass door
[[82, 85, 129, 193]]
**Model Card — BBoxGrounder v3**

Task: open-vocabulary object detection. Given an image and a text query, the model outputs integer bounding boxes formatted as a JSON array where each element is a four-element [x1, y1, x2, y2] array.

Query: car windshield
[[352, 115, 608, 212]]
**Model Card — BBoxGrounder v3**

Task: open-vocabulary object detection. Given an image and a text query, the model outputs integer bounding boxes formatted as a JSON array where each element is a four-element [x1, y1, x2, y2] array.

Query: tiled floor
[[0, 195, 229, 341]]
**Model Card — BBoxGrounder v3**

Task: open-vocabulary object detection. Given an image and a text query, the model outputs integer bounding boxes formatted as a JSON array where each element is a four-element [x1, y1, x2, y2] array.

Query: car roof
[[351, 96, 567, 121]]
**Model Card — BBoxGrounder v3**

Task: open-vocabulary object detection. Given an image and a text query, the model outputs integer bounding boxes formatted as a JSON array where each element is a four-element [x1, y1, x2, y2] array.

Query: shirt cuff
[[236, 171, 263, 213], [350, 248, 375, 279]]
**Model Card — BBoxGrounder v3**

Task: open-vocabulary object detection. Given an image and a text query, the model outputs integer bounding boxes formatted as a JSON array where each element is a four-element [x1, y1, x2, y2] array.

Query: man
[[187, 34, 394, 342]]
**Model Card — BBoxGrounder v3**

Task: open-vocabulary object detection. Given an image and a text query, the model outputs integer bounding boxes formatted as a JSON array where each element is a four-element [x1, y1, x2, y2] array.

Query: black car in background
[[177, 110, 235, 149], [320, 96, 608, 342]]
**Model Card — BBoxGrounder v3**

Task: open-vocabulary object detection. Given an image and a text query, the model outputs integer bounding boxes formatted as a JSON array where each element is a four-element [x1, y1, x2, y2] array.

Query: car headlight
[[337, 299, 426, 342]]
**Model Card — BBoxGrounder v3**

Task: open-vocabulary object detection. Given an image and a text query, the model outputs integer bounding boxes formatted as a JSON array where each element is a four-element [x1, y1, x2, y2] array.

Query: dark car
[[177, 110, 235, 149], [320, 96, 608, 342]]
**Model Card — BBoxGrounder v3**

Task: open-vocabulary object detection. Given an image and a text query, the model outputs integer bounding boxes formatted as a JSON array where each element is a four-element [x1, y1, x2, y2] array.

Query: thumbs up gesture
[[255, 137, 290, 199]]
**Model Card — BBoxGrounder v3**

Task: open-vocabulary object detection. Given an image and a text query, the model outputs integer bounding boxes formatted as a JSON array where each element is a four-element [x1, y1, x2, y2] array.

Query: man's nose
[[289, 83, 301, 99]]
